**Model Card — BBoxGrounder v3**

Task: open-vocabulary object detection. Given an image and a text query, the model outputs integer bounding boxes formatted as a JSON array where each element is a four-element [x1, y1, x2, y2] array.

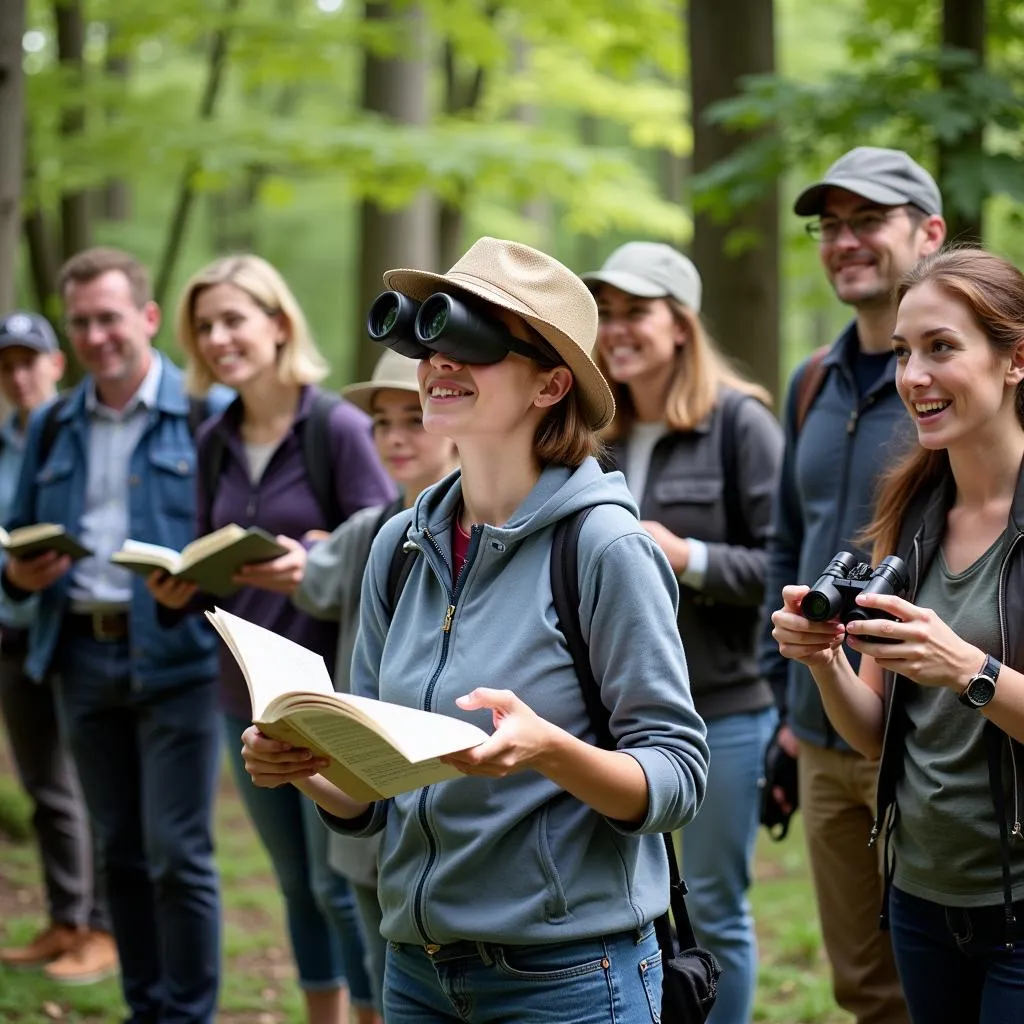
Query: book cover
[[111, 525, 288, 597], [0, 524, 93, 561], [205, 607, 488, 801]]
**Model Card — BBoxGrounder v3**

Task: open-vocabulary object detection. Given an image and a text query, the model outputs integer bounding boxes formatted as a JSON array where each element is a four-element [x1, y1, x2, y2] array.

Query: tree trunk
[[356, 1, 435, 381], [100, 49, 131, 221], [689, 0, 780, 402], [55, 0, 91, 261], [0, 0, 26, 313], [939, 0, 985, 243], [154, 0, 241, 308]]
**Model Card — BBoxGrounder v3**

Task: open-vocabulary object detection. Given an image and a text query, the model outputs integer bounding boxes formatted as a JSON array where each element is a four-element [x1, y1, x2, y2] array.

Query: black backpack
[[380, 506, 721, 1022], [199, 390, 343, 530]]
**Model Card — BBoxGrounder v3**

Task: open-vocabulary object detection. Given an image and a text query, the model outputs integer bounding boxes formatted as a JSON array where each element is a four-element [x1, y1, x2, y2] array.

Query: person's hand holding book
[[233, 535, 307, 596], [147, 571, 199, 609], [240, 724, 331, 788], [4, 550, 72, 593]]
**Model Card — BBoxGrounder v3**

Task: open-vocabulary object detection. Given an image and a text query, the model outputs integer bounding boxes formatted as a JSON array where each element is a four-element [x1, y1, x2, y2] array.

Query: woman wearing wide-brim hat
[[242, 237, 709, 1022]]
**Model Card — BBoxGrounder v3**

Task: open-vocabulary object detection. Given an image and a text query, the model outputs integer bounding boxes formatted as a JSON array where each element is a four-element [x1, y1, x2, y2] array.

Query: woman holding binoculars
[[772, 248, 1024, 1024], [240, 237, 709, 1023]]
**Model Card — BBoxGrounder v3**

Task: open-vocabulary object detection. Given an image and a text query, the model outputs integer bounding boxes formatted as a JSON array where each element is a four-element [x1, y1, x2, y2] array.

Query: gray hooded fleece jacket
[[321, 458, 709, 947]]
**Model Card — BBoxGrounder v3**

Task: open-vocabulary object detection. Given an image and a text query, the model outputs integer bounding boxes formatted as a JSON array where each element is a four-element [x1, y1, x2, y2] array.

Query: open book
[[0, 524, 93, 561], [205, 607, 488, 801], [111, 525, 288, 597]]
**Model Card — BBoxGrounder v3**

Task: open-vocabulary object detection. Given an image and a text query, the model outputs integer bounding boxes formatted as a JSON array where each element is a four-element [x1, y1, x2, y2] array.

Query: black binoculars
[[366, 290, 559, 368], [801, 551, 909, 643]]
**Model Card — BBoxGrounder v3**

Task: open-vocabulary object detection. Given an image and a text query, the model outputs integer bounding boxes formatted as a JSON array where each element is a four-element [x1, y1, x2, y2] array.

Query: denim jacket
[[0, 355, 224, 688]]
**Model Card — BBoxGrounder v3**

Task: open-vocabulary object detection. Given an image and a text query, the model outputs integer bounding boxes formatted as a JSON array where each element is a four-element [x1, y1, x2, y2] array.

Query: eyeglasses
[[805, 208, 907, 243], [64, 311, 125, 336]]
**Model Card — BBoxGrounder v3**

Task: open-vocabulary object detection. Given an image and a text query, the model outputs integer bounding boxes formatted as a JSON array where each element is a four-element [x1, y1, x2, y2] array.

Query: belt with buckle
[[67, 610, 130, 642]]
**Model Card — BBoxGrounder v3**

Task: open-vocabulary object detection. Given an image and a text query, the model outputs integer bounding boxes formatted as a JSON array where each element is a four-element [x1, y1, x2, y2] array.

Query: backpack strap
[[38, 396, 70, 466], [718, 390, 758, 549], [303, 391, 343, 530], [378, 497, 417, 617], [549, 505, 703, 958], [794, 345, 830, 435]]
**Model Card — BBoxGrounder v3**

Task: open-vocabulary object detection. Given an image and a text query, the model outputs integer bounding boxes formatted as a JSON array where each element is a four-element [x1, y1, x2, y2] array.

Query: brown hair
[[535, 384, 603, 468], [864, 247, 1024, 561], [58, 247, 152, 308], [596, 298, 772, 439]]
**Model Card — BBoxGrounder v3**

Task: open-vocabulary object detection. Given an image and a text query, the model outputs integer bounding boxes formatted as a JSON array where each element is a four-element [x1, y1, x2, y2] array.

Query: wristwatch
[[958, 654, 1001, 709]]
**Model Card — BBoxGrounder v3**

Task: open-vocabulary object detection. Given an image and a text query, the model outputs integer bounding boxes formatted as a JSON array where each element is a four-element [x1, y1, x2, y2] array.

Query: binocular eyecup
[[366, 290, 560, 369]]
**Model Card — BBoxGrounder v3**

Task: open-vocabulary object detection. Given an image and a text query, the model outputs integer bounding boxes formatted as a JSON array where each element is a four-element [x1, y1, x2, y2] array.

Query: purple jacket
[[197, 386, 395, 718]]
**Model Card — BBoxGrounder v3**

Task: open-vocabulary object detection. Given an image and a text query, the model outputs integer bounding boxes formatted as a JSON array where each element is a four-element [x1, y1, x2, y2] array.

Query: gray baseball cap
[[0, 311, 59, 354], [581, 242, 703, 313], [794, 147, 943, 217]]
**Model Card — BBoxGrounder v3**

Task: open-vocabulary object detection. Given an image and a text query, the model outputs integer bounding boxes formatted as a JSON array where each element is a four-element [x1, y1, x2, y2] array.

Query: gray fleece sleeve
[[578, 509, 710, 836]]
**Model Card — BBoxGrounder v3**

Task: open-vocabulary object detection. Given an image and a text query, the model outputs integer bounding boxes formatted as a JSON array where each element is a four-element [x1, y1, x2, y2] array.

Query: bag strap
[[549, 505, 700, 953], [38, 395, 70, 466], [381, 497, 417, 617], [718, 390, 757, 548], [303, 390, 343, 530], [794, 345, 830, 435]]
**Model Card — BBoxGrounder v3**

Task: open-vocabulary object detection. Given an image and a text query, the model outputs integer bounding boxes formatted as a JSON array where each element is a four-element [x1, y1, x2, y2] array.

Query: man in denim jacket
[[0, 248, 228, 1024]]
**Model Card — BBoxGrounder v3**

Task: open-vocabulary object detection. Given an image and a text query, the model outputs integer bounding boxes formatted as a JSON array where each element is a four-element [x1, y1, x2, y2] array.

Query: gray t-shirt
[[893, 530, 1024, 906]]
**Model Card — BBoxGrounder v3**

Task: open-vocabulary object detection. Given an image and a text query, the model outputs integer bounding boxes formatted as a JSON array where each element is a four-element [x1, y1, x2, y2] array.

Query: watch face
[[968, 676, 997, 707]]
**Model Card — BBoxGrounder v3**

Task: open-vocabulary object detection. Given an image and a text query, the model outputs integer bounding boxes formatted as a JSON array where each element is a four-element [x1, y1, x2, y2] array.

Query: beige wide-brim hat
[[342, 348, 422, 413], [383, 237, 615, 430]]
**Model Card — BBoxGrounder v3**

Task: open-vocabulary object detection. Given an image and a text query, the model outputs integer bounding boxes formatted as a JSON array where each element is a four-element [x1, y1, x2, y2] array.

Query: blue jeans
[[383, 925, 663, 1023], [681, 705, 778, 1024], [224, 715, 373, 1005], [57, 635, 221, 1024], [889, 885, 1024, 1024], [352, 879, 387, 1014]]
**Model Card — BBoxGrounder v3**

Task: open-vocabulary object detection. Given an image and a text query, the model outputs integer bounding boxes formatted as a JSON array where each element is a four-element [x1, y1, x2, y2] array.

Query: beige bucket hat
[[342, 348, 421, 414], [382, 237, 614, 430]]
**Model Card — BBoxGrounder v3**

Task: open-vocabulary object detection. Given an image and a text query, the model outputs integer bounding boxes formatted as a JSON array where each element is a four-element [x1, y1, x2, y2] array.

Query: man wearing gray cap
[[0, 313, 118, 983], [760, 148, 946, 1023]]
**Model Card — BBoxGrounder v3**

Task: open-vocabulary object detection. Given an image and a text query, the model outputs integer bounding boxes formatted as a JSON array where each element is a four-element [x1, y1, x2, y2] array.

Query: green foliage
[[692, 46, 1024, 224]]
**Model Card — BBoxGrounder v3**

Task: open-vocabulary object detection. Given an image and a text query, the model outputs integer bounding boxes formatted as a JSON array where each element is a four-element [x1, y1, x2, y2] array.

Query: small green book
[[111, 524, 288, 597], [0, 523, 93, 561]]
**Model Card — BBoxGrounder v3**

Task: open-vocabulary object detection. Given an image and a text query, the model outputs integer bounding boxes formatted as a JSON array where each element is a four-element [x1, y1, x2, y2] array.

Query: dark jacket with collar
[[873, 463, 1024, 902], [607, 386, 783, 720], [760, 324, 915, 749]]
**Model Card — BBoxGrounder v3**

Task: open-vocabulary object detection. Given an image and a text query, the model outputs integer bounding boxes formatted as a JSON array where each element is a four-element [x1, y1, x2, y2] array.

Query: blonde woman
[[584, 242, 784, 1024], [151, 255, 394, 1024], [240, 238, 708, 1022]]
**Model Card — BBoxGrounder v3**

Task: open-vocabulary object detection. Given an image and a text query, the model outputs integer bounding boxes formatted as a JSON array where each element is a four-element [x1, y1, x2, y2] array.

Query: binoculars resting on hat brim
[[367, 290, 559, 369]]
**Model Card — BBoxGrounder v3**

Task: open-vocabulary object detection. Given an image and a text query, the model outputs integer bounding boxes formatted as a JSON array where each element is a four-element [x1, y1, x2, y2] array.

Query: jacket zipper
[[996, 532, 1023, 838], [869, 533, 922, 847], [409, 523, 478, 944]]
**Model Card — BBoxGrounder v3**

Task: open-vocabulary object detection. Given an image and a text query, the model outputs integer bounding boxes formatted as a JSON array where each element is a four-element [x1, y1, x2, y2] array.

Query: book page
[[285, 708, 464, 798], [114, 539, 181, 572], [205, 607, 335, 718], [7, 523, 64, 545], [180, 524, 248, 568]]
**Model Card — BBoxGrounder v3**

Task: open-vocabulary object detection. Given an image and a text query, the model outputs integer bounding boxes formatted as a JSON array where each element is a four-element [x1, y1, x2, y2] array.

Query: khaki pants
[[797, 740, 909, 1024]]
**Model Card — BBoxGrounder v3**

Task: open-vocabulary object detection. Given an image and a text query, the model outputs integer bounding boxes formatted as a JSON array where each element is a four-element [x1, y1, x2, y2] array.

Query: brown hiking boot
[[43, 929, 119, 986], [0, 923, 83, 968]]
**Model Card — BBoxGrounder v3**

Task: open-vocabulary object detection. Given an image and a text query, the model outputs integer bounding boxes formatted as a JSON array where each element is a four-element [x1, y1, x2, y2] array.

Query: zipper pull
[[442, 605, 455, 633], [1012, 821, 1022, 839], [846, 409, 859, 435]]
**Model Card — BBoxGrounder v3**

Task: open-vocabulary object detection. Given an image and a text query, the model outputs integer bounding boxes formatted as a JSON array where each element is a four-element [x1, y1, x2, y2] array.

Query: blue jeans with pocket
[[681, 705, 778, 1024], [224, 714, 374, 1005], [383, 924, 663, 1023], [889, 884, 1024, 1024]]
